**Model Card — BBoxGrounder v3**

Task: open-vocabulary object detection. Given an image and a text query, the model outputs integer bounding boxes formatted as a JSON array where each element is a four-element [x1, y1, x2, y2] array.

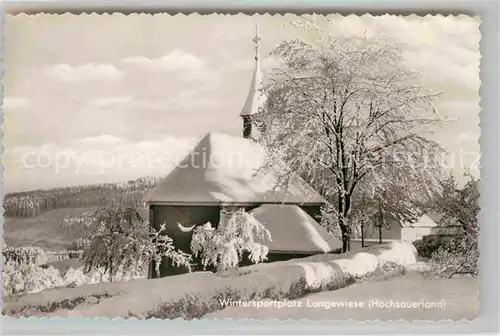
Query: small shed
[[357, 212, 462, 243]]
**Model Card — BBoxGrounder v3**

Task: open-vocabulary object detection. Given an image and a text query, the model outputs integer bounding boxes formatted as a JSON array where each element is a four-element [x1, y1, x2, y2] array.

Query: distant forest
[[3, 177, 162, 218]]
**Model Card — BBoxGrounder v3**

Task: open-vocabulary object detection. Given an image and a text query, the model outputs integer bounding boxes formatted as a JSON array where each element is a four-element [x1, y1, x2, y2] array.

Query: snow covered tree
[[190, 207, 271, 274], [352, 163, 436, 245], [259, 17, 446, 252], [428, 171, 479, 277], [76, 205, 191, 281]]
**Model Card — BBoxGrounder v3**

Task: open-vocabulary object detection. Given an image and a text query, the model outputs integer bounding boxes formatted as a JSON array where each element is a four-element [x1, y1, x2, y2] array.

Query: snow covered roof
[[144, 132, 326, 205], [250, 204, 342, 253], [402, 213, 439, 228], [240, 58, 267, 116]]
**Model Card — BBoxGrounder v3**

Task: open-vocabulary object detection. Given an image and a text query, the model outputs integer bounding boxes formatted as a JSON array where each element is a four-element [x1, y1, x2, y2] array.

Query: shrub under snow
[[62, 266, 146, 287], [191, 207, 272, 274], [141, 242, 417, 319], [315, 241, 417, 279], [331, 252, 380, 278], [3, 260, 146, 297], [3, 260, 64, 296], [2, 247, 48, 266], [5, 241, 419, 319], [73, 205, 191, 280], [378, 241, 418, 266]]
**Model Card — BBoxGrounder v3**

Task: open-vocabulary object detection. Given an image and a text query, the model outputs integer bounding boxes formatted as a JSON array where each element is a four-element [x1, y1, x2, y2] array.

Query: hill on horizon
[[3, 176, 162, 218]]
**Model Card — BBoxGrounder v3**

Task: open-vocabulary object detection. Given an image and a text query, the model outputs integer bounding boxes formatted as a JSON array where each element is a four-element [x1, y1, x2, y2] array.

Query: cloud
[[2, 97, 30, 109], [91, 96, 134, 108], [89, 92, 219, 111], [74, 135, 126, 147], [122, 50, 205, 72], [404, 47, 480, 92], [226, 56, 282, 73], [3, 14, 481, 190], [121, 50, 212, 83], [45, 63, 124, 82], [90, 96, 167, 111], [4, 135, 198, 192], [458, 132, 479, 144], [323, 15, 480, 94]]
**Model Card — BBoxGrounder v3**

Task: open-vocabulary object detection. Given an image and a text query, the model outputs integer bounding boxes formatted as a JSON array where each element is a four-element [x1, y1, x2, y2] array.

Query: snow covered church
[[145, 26, 342, 278]]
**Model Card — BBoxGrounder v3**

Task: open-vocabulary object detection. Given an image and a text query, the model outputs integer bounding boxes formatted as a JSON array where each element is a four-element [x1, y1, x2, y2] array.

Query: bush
[[3, 263, 147, 297], [413, 234, 455, 258], [145, 262, 351, 320], [145, 242, 418, 319], [3, 260, 64, 296], [360, 261, 406, 282], [74, 205, 191, 280], [2, 247, 48, 266], [425, 172, 479, 278], [67, 238, 91, 252], [5, 241, 418, 318], [191, 207, 271, 274], [62, 266, 146, 287], [427, 235, 478, 278]]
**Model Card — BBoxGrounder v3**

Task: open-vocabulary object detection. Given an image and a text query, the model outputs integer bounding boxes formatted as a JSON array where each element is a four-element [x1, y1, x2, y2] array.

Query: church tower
[[240, 24, 267, 139]]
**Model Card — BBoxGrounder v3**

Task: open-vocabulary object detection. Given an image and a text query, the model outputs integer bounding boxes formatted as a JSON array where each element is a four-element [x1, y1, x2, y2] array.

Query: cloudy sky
[[2, 14, 480, 193]]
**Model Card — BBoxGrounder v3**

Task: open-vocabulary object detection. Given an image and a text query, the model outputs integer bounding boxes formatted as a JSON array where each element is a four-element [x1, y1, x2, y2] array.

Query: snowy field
[[206, 271, 478, 321], [4, 242, 473, 321]]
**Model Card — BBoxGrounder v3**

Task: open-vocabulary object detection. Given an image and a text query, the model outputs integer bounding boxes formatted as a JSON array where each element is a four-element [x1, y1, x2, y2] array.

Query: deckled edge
[[1, 0, 6, 315], [0, 11, 490, 334]]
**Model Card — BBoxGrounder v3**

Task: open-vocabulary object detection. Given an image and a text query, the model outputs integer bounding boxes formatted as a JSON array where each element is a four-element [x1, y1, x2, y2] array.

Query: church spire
[[241, 24, 267, 138], [253, 23, 262, 60]]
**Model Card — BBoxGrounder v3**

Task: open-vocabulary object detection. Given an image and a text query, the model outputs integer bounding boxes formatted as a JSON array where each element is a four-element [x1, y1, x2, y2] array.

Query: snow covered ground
[[205, 271, 479, 321], [4, 242, 425, 319]]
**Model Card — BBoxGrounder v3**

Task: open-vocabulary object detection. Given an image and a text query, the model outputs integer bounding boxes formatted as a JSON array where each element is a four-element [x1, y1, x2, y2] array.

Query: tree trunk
[[378, 224, 382, 244], [338, 214, 352, 253], [378, 211, 383, 244], [346, 225, 351, 251], [109, 261, 114, 282], [148, 258, 158, 279], [338, 209, 349, 253], [338, 195, 353, 253], [361, 219, 365, 248]]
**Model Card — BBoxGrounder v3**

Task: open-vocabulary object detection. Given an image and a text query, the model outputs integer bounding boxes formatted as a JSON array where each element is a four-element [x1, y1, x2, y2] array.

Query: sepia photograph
[[2, 13, 480, 321]]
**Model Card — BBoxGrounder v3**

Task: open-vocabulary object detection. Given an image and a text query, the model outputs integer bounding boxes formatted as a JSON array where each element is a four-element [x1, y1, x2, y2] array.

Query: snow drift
[[4, 242, 417, 319], [293, 241, 417, 280]]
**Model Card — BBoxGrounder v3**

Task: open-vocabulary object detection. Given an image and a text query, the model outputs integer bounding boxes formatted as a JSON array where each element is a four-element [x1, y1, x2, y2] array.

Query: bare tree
[[259, 18, 446, 252]]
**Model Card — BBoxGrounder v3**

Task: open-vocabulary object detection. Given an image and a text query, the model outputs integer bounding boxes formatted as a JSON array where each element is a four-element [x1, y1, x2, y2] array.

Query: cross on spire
[[240, 23, 267, 137], [253, 24, 262, 60]]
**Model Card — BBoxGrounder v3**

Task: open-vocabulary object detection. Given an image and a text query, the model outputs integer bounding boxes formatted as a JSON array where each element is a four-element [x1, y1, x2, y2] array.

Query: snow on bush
[[74, 205, 191, 280], [3, 260, 64, 295], [191, 207, 272, 273], [428, 236, 478, 278], [5, 242, 419, 319], [423, 173, 479, 278], [329, 242, 417, 279], [332, 252, 380, 278], [3, 260, 147, 296], [62, 266, 146, 287], [141, 263, 350, 320], [293, 261, 348, 290], [2, 247, 48, 266], [378, 241, 417, 266], [61, 267, 89, 287]]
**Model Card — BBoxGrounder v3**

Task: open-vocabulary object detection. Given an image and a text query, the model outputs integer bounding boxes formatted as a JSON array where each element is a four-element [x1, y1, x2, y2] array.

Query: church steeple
[[241, 24, 267, 139]]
